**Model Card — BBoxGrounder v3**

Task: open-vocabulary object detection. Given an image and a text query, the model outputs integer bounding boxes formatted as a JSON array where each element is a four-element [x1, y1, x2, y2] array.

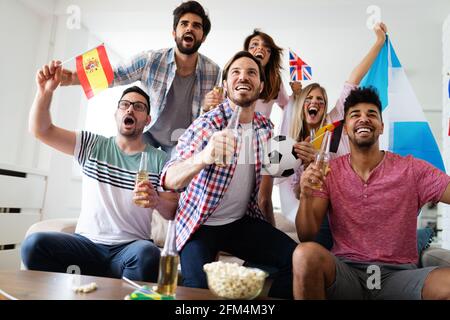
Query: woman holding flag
[[289, 22, 387, 195], [276, 22, 387, 245]]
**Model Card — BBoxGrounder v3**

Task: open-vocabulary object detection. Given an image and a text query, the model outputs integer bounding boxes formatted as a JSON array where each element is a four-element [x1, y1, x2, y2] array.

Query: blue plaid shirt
[[112, 48, 221, 131], [161, 100, 274, 250]]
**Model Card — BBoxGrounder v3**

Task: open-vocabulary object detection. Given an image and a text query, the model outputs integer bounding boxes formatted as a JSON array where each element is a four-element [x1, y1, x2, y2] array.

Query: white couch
[[22, 212, 450, 268]]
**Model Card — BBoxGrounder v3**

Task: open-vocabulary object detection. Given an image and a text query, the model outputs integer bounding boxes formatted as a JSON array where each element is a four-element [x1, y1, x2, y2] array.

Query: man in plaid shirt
[[61, 1, 220, 154], [162, 51, 297, 299]]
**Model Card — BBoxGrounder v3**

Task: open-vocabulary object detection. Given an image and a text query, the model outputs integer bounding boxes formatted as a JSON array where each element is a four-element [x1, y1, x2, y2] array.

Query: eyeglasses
[[117, 100, 148, 113], [304, 98, 326, 108]]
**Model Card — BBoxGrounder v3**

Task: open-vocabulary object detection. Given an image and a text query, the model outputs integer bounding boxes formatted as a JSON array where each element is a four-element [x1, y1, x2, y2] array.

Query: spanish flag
[[76, 44, 114, 99], [311, 120, 343, 153]]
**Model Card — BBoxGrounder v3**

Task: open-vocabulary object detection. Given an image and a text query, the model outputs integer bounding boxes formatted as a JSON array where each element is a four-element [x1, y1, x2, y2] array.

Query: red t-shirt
[[314, 151, 450, 264]]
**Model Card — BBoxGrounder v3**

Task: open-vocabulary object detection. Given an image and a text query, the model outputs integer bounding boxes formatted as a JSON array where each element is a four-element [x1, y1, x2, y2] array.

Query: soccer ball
[[262, 135, 301, 177]]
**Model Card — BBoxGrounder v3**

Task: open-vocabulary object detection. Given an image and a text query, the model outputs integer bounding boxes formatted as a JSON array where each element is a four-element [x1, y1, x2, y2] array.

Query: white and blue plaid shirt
[[112, 47, 221, 131]]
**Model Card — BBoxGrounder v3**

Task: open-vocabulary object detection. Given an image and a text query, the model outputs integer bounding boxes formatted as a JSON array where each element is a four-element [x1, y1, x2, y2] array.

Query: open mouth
[[123, 116, 135, 127], [355, 126, 373, 135], [183, 33, 194, 43], [307, 106, 319, 117], [355, 127, 373, 134], [235, 84, 251, 92], [254, 52, 265, 60]]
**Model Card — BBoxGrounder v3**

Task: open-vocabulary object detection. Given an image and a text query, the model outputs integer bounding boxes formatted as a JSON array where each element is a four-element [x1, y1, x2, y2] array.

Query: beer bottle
[[134, 152, 149, 207], [156, 220, 179, 297], [215, 105, 240, 167]]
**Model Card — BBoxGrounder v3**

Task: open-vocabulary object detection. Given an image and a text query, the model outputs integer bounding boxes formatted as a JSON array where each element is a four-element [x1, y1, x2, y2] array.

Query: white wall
[[441, 14, 450, 249], [0, 0, 51, 167]]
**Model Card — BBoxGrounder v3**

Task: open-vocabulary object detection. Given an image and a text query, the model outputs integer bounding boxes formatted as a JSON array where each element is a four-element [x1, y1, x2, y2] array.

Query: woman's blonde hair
[[289, 83, 328, 142]]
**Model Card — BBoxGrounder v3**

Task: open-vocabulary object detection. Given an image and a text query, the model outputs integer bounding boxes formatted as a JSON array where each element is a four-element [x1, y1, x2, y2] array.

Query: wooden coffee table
[[0, 270, 220, 300]]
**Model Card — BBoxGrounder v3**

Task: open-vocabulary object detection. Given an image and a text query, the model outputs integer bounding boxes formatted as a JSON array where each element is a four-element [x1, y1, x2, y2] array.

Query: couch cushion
[[25, 218, 78, 239], [274, 211, 299, 243], [421, 247, 450, 267], [151, 211, 168, 248]]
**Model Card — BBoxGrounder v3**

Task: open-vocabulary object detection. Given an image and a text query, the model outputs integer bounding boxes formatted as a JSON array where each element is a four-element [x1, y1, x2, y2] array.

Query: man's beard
[[119, 127, 140, 138], [175, 35, 202, 55], [227, 85, 261, 108], [349, 133, 377, 150]]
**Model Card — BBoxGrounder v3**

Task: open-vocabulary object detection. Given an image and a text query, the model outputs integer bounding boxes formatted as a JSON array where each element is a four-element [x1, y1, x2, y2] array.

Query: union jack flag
[[289, 49, 312, 81]]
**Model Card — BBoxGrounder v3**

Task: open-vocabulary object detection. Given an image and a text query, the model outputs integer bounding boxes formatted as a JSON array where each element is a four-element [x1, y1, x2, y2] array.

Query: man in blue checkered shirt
[[61, 1, 220, 155]]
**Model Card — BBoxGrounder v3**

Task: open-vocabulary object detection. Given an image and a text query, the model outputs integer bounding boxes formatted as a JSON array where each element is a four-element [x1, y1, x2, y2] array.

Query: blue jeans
[[21, 232, 160, 282], [180, 215, 298, 299]]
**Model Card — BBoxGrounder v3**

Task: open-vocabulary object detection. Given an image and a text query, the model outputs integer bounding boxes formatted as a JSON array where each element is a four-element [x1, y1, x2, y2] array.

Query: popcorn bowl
[[203, 261, 268, 300]]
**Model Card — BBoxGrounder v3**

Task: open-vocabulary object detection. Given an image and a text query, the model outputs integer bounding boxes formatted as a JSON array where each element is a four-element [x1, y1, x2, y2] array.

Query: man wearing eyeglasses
[[22, 61, 179, 282], [60, 1, 220, 155]]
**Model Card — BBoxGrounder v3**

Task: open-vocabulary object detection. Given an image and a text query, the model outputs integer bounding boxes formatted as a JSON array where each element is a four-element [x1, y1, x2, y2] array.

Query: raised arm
[[163, 152, 209, 190], [295, 163, 329, 242], [163, 130, 236, 190], [347, 22, 387, 86], [29, 60, 76, 155], [327, 23, 387, 122]]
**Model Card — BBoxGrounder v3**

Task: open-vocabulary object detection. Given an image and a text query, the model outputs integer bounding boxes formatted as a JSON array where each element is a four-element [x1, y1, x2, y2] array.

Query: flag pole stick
[[60, 43, 104, 66], [60, 56, 76, 66], [310, 130, 327, 144]]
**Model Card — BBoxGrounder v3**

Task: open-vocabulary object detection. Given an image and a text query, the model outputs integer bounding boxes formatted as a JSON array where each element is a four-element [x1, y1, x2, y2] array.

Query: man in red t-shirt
[[293, 87, 450, 300]]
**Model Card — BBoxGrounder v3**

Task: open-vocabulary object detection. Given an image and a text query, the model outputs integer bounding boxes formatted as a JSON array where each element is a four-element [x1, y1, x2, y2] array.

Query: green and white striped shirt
[[74, 131, 169, 245]]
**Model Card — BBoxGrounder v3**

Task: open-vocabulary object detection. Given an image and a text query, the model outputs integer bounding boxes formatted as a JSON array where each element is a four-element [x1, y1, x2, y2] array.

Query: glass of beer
[[209, 86, 224, 111], [311, 131, 330, 190], [214, 106, 240, 167], [311, 152, 330, 190], [213, 85, 224, 97]]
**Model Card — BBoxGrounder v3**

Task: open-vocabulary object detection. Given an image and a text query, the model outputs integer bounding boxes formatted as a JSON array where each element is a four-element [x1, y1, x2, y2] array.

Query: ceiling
[[20, 0, 450, 60]]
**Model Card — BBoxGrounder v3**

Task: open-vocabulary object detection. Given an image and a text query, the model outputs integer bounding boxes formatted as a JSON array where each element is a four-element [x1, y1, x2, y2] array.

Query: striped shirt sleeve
[[74, 131, 98, 167]]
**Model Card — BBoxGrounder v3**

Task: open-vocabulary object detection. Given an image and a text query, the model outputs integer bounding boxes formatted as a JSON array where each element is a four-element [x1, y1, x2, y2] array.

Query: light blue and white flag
[[360, 36, 446, 172]]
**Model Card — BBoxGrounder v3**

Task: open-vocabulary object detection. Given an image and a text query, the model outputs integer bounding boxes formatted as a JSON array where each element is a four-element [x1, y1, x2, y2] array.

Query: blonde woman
[[290, 22, 387, 197], [276, 23, 387, 235]]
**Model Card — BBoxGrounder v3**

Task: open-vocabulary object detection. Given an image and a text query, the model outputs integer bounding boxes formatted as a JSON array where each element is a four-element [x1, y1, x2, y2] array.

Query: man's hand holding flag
[[58, 44, 114, 99]]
